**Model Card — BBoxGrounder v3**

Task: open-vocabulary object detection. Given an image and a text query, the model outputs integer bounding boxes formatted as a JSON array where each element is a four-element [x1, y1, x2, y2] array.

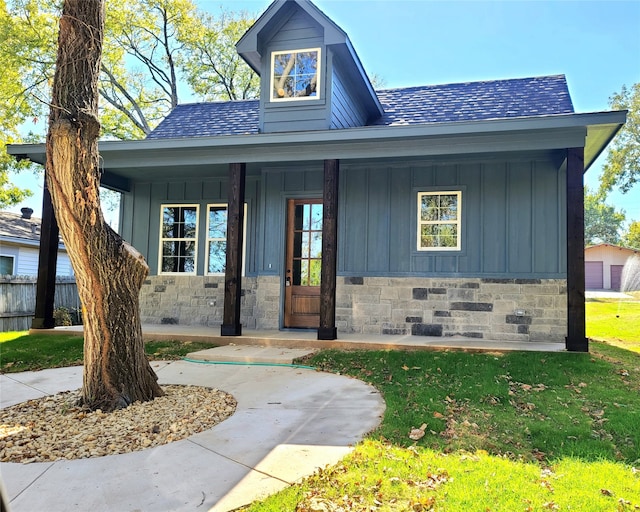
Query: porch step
[[185, 345, 318, 365]]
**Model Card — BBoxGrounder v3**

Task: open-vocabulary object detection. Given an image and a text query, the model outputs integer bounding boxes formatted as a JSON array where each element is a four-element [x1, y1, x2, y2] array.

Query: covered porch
[[37, 324, 566, 353]]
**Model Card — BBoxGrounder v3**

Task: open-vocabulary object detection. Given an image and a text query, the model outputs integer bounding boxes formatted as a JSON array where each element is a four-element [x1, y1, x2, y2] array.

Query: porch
[[38, 324, 565, 353]]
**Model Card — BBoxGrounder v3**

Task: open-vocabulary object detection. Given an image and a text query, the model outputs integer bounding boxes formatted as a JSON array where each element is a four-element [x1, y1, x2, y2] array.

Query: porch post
[[221, 162, 246, 336], [32, 179, 59, 329], [318, 159, 339, 340], [566, 147, 588, 352]]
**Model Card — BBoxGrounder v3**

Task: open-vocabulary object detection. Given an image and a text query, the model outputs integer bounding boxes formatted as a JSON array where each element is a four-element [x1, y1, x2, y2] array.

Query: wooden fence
[[0, 277, 80, 331]]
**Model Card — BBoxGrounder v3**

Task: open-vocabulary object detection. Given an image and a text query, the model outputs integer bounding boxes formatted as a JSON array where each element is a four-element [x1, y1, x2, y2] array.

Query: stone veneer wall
[[336, 277, 567, 342], [139, 275, 280, 329], [140, 275, 566, 343]]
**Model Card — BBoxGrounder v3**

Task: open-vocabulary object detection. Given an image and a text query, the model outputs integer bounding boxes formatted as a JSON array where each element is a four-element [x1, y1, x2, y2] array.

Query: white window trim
[[270, 47, 321, 102], [0, 254, 15, 275], [159, 204, 199, 275], [205, 203, 247, 276], [417, 191, 462, 251]]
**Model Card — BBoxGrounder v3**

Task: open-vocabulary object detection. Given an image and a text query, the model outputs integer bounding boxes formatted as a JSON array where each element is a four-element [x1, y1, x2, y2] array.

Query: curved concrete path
[[1, 360, 385, 512]]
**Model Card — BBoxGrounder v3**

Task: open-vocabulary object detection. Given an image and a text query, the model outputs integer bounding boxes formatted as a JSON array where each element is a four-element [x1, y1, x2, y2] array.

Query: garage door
[[611, 264, 624, 291], [585, 261, 603, 289]]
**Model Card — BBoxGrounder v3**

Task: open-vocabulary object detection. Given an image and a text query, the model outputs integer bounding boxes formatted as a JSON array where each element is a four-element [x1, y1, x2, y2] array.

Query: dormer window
[[270, 48, 320, 101]]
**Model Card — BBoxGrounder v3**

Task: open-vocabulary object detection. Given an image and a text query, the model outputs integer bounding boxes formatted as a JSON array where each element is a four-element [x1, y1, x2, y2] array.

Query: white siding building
[[0, 208, 73, 277]]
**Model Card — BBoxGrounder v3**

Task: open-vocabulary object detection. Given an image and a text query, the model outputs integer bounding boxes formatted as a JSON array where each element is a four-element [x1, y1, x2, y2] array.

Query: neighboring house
[[585, 244, 639, 291], [0, 208, 72, 276], [7, 0, 626, 350]]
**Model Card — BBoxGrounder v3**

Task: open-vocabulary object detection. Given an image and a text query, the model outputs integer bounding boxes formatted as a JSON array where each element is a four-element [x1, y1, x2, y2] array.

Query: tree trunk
[[46, 0, 163, 411]]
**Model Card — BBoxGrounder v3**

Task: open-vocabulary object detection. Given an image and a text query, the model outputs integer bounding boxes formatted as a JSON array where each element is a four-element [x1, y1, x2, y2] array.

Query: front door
[[284, 199, 322, 328]]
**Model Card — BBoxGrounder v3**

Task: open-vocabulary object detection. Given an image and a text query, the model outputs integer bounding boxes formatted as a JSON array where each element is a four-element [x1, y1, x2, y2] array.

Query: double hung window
[[417, 191, 462, 251], [159, 203, 245, 275], [206, 205, 227, 274], [159, 205, 198, 273]]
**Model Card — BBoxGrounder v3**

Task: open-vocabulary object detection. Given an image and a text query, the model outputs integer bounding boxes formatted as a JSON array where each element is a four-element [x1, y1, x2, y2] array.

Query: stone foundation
[[336, 277, 567, 342], [139, 275, 567, 343]]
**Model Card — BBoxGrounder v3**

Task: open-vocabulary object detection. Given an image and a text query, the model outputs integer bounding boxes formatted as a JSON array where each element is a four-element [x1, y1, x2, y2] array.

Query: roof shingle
[[146, 75, 574, 140], [0, 211, 41, 242]]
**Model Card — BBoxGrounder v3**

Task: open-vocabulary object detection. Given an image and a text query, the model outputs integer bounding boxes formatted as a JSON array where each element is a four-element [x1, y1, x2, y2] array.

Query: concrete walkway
[[1, 360, 385, 512]]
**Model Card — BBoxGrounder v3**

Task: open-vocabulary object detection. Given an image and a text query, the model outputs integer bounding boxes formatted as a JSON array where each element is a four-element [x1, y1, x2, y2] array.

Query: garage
[[611, 264, 624, 291], [585, 261, 603, 289]]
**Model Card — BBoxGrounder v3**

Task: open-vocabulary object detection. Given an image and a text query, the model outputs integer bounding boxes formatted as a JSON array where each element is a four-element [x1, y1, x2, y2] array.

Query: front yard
[[586, 292, 640, 352], [2, 297, 639, 511], [245, 342, 640, 511]]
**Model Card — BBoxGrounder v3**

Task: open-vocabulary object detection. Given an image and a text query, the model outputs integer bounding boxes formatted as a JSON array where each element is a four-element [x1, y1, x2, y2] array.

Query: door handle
[[285, 276, 291, 287]]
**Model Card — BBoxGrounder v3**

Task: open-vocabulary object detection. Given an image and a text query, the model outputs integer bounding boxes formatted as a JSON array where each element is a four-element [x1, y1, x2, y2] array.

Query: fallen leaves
[[409, 423, 427, 441], [295, 462, 450, 512]]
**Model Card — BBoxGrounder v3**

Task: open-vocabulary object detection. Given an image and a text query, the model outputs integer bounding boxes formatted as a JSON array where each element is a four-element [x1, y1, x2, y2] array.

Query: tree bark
[[46, 0, 163, 411]]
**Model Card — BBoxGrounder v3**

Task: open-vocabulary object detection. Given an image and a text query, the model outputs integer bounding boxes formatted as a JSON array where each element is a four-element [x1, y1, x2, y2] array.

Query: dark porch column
[[566, 147, 588, 352], [221, 162, 246, 336], [32, 179, 59, 329], [318, 159, 339, 340]]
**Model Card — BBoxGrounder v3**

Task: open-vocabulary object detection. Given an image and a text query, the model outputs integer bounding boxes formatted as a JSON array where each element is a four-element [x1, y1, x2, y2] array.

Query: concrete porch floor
[[41, 324, 566, 353]]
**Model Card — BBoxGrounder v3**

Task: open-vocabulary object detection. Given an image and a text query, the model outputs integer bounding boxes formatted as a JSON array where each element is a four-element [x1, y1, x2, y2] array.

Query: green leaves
[[584, 185, 626, 245], [600, 83, 640, 195], [179, 8, 259, 101], [1, 0, 260, 205]]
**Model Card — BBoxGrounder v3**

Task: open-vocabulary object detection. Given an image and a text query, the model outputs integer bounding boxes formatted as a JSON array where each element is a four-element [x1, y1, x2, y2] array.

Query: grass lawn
[[586, 295, 640, 352], [2, 323, 640, 510], [244, 343, 640, 511], [0, 331, 214, 373]]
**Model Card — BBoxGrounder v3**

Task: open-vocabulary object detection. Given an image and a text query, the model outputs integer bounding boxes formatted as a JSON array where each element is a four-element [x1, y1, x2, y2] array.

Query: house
[[7, 0, 626, 350], [0, 208, 72, 276], [585, 244, 639, 291], [0, 208, 76, 331]]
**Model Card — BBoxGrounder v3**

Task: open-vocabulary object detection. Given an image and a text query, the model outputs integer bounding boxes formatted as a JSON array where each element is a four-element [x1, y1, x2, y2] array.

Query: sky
[[7, 0, 640, 226]]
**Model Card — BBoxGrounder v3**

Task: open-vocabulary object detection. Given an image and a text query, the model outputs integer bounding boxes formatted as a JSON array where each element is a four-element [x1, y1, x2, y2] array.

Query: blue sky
[[8, 0, 640, 224]]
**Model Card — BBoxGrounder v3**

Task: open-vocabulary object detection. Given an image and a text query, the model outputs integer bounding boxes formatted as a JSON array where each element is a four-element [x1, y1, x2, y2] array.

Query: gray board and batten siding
[[254, 8, 374, 133], [120, 177, 261, 277], [121, 153, 566, 280], [259, 10, 327, 133]]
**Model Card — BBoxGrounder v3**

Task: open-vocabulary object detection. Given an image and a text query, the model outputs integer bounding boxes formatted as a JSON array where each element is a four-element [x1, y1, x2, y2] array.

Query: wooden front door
[[284, 199, 323, 328]]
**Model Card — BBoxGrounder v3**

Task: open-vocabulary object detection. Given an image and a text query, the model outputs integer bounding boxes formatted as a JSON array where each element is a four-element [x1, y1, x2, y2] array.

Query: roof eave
[[7, 111, 625, 168], [584, 109, 627, 171], [0, 235, 66, 250]]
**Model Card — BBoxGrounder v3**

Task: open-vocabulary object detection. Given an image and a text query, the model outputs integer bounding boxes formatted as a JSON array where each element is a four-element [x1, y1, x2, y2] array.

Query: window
[[159, 205, 198, 273], [207, 205, 227, 274], [292, 202, 322, 286], [271, 48, 320, 101], [206, 204, 247, 275], [0, 255, 15, 275], [417, 191, 462, 251]]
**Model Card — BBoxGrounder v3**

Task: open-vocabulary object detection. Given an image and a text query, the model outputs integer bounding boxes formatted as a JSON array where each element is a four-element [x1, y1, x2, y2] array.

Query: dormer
[[236, 0, 383, 133]]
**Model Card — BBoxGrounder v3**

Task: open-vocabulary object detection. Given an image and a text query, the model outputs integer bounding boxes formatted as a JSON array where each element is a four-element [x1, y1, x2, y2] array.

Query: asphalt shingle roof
[[0, 211, 41, 242], [146, 75, 574, 139]]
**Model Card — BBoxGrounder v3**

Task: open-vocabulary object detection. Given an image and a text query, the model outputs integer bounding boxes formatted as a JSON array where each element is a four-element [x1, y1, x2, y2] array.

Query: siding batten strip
[[318, 159, 339, 340], [566, 147, 587, 352], [221, 162, 246, 336]]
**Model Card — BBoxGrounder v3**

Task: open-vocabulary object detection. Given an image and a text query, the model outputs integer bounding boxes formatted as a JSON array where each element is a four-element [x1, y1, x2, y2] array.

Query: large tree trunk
[[46, 0, 163, 411]]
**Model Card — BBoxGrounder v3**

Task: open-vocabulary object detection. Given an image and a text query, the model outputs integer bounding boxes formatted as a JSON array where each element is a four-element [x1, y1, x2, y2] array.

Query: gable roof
[[235, 0, 383, 122], [147, 75, 574, 140], [0, 211, 41, 243], [585, 243, 639, 254], [236, 0, 348, 73], [0, 211, 68, 251]]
